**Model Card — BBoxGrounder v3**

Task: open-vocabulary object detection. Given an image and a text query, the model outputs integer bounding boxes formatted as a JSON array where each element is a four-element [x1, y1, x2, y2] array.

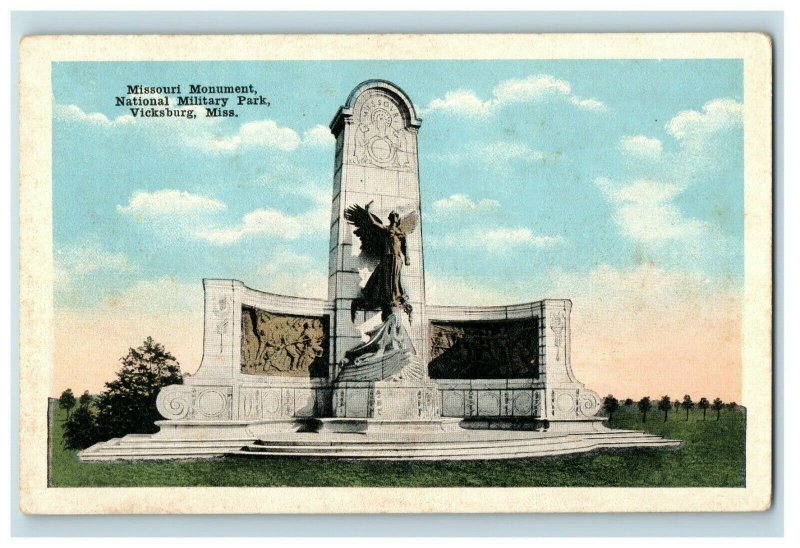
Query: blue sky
[[52, 59, 744, 310]]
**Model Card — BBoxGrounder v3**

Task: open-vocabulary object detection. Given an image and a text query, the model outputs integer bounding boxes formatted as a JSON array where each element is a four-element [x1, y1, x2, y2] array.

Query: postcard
[[18, 33, 772, 513]]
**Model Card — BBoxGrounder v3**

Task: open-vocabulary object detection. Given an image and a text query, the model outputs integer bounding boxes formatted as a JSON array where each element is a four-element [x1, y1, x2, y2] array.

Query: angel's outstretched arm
[[364, 201, 384, 229], [368, 215, 384, 229]]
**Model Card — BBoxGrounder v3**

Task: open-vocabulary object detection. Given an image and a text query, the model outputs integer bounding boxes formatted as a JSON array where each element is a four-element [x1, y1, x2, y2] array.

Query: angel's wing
[[397, 211, 419, 235], [343, 202, 385, 259]]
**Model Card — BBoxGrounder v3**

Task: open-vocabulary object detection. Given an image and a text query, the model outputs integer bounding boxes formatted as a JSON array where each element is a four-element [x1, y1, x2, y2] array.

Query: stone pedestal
[[332, 332, 444, 430], [332, 379, 440, 420]]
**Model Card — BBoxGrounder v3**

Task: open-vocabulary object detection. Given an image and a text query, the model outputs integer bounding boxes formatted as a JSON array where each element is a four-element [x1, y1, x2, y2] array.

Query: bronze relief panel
[[428, 318, 539, 379], [241, 306, 329, 378]]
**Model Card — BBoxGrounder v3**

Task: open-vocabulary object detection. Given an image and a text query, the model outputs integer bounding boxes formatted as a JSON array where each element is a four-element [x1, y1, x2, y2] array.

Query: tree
[[657, 395, 672, 422], [637, 396, 652, 422], [623, 398, 634, 407], [698, 397, 710, 420], [673, 399, 681, 414], [79, 390, 93, 406], [62, 401, 100, 450], [712, 398, 724, 421], [94, 337, 183, 440], [681, 394, 694, 420], [603, 395, 620, 420], [58, 388, 76, 418], [727, 401, 738, 410]]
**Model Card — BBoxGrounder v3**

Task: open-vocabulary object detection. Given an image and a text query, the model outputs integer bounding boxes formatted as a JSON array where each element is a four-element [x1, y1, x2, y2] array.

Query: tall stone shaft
[[328, 80, 428, 371]]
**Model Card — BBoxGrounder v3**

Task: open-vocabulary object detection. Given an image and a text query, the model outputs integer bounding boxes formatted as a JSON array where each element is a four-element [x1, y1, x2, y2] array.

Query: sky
[[51, 59, 744, 401]]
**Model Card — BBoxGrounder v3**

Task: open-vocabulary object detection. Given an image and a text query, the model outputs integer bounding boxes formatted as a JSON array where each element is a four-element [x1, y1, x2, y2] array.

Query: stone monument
[[80, 80, 679, 461]]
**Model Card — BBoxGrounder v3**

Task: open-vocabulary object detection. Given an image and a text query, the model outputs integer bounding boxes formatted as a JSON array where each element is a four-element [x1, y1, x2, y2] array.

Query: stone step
[[80, 452, 225, 462], [229, 438, 680, 461], [239, 433, 680, 459], [77, 428, 680, 462], [81, 445, 246, 458], [79, 438, 249, 461], [248, 431, 666, 449], [250, 437, 580, 452], [251, 434, 572, 448], [116, 439, 254, 448]]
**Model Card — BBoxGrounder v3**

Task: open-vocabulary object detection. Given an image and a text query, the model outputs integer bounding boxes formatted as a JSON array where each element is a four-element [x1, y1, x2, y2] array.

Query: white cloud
[[117, 189, 230, 244], [430, 194, 501, 217], [204, 119, 301, 153], [569, 96, 608, 112], [195, 209, 302, 243], [666, 98, 743, 141], [618, 135, 664, 159], [493, 74, 572, 103], [55, 104, 134, 127], [435, 226, 563, 252], [594, 177, 705, 244], [423, 74, 606, 118], [600, 98, 743, 251], [194, 206, 326, 245], [302, 124, 335, 147], [117, 189, 227, 217], [660, 98, 744, 173], [424, 89, 495, 118], [117, 186, 328, 246]]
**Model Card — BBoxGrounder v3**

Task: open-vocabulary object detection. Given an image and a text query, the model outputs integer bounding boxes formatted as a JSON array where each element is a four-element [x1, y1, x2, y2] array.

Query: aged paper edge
[[18, 33, 773, 514]]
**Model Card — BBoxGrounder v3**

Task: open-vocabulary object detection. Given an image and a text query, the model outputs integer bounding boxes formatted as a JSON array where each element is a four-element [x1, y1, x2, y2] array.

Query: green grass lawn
[[48, 403, 745, 488]]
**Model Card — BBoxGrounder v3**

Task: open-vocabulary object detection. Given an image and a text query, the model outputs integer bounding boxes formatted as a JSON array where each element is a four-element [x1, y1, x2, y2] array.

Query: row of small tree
[[603, 394, 738, 422], [57, 337, 183, 450]]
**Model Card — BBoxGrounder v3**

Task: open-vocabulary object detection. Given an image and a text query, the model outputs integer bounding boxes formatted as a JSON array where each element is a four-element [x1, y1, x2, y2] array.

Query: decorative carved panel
[[240, 306, 329, 377], [156, 384, 233, 421], [442, 391, 465, 416], [351, 92, 415, 172], [428, 318, 539, 379]]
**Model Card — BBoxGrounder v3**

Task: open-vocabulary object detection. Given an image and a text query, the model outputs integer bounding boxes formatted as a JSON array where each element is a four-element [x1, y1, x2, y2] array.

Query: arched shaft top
[[330, 79, 422, 136]]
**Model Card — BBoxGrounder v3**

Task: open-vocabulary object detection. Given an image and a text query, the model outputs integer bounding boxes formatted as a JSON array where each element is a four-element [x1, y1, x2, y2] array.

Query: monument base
[[332, 380, 440, 420], [78, 415, 681, 462]]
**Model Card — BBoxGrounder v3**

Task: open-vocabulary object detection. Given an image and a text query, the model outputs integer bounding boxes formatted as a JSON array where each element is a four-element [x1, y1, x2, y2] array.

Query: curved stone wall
[[156, 280, 334, 421], [156, 280, 600, 422], [427, 300, 600, 420]]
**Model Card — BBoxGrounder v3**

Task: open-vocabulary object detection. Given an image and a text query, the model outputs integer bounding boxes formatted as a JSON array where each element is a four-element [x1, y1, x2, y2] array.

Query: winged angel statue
[[338, 201, 421, 379], [344, 201, 418, 322]]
